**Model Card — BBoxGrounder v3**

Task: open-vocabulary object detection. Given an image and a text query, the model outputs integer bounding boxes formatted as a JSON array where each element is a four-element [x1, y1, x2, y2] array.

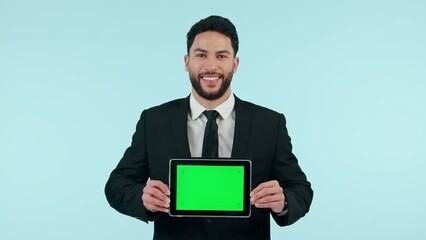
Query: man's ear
[[184, 55, 189, 72], [233, 56, 240, 73]]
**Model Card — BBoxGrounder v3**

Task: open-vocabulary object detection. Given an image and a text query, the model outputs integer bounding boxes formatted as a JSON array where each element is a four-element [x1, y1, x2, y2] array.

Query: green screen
[[176, 165, 244, 211]]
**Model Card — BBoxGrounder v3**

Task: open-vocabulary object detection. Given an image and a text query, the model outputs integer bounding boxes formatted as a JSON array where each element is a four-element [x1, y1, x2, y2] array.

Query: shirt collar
[[189, 93, 235, 120]]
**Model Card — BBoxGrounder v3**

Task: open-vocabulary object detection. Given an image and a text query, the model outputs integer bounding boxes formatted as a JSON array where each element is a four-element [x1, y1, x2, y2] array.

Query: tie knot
[[203, 110, 219, 120]]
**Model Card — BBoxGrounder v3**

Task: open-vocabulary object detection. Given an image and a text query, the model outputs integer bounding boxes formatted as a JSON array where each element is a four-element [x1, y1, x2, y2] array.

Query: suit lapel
[[171, 96, 192, 157], [231, 96, 252, 158]]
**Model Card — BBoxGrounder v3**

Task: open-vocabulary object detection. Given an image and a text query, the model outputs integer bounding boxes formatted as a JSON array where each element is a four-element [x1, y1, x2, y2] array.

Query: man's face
[[185, 31, 239, 100]]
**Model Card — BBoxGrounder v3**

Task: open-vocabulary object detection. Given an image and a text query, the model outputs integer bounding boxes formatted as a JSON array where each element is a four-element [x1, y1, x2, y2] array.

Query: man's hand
[[250, 180, 286, 213], [142, 180, 170, 213]]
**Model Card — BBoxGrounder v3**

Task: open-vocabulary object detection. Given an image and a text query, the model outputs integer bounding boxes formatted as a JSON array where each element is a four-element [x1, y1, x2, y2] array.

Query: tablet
[[169, 158, 252, 218]]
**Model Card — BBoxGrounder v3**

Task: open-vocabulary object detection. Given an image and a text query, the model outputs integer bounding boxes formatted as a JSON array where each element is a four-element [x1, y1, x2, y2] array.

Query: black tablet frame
[[168, 158, 252, 218]]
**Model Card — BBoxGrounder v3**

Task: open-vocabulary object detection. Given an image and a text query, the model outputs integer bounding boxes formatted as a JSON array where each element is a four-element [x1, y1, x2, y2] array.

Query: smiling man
[[186, 30, 238, 107], [105, 15, 313, 240]]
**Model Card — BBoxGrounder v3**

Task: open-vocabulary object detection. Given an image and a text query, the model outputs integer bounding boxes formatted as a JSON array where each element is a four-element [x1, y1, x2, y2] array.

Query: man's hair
[[186, 15, 239, 56]]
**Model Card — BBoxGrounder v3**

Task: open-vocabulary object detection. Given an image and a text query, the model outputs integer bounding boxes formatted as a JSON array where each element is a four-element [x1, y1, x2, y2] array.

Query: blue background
[[1, 0, 425, 239]]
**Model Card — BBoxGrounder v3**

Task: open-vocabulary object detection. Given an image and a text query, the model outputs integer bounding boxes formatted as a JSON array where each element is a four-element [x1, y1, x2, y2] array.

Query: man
[[105, 15, 313, 240]]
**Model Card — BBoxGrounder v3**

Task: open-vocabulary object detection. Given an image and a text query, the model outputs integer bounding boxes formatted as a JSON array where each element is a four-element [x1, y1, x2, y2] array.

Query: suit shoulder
[[145, 97, 187, 113], [237, 98, 283, 117]]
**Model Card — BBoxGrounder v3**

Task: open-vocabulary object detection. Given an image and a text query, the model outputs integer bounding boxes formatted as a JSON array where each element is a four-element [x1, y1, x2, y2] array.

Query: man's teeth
[[203, 76, 219, 81]]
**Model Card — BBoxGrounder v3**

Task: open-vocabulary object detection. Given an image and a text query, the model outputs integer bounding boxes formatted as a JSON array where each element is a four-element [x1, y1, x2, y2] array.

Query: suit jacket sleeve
[[104, 110, 157, 223], [270, 114, 313, 226]]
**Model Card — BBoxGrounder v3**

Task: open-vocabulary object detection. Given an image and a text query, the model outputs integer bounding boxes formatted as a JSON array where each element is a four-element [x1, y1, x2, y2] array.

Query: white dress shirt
[[187, 93, 235, 158]]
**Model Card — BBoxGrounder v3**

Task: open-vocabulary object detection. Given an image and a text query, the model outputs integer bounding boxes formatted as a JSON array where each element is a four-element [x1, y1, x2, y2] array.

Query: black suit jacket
[[105, 96, 313, 240]]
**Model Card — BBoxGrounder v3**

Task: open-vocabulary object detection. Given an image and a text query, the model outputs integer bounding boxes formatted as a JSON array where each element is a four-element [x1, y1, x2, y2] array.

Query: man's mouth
[[200, 74, 222, 83]]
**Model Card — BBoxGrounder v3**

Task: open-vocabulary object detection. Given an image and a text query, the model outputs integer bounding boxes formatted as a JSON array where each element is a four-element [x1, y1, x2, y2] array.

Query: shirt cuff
[[276, 200, 289, 216], [276, 208, 289, 216]]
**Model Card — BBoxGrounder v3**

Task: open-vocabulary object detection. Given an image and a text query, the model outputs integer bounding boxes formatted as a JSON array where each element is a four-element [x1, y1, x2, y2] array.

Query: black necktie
[[202, 110, 219, 158]]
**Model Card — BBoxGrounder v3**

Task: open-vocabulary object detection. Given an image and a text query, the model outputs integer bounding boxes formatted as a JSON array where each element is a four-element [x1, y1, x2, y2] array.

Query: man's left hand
[[250, 180, 285, 213]]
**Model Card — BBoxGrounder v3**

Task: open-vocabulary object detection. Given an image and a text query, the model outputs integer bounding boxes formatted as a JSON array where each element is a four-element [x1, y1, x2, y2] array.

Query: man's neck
[[191, 88, 232, 110]]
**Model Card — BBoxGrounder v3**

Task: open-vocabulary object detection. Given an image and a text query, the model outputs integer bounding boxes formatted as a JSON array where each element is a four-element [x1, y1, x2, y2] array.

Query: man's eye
[[196, 54, 206, 57], [218, 55, 228, 59]]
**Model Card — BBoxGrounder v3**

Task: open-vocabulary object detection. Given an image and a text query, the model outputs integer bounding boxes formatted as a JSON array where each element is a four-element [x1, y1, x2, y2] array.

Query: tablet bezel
[[169, 158, 252, 218]]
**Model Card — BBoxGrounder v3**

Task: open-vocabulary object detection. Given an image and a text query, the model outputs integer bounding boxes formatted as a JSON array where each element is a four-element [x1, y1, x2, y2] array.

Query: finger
[[255, 201, 280, 208], [143, 193, 170, 208], [251, 191, 279, 204], [147, 180, 171, 195], [250, 180, 279, 196], [144, 186, 170, 202], [254, 193, 284, 204], [260, 185, 283, 196], [143, 202, 169, 213], [255, 200, 284, 213], [251, 186, 283, 203], [254, 180, 279, 190]]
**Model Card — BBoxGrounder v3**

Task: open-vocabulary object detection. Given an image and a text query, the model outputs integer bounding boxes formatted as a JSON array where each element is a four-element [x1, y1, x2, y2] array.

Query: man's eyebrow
[[192, 48, 231, 55], [193, 48, 208, 53], [216, 50, 231, 55]]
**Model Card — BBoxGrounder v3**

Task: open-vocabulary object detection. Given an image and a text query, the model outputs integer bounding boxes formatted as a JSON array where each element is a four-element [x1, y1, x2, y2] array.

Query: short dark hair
[[186, 15, 239, 56]]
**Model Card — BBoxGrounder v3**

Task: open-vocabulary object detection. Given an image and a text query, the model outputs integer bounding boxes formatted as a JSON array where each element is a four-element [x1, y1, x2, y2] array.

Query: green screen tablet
[[169, 158, 252, 218]]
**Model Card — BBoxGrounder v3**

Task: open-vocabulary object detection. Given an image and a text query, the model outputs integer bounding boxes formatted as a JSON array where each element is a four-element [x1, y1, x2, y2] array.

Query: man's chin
[[200, 92, 222, 100], [190, 75, 231, 101]]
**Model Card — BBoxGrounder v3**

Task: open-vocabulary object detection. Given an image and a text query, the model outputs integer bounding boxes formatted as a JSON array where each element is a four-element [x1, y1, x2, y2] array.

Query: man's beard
[[189, 71, 233, 100]]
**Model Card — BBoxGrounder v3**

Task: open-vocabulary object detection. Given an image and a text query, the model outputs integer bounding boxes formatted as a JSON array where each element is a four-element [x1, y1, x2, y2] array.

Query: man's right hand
[[142, 180, 170, 213]]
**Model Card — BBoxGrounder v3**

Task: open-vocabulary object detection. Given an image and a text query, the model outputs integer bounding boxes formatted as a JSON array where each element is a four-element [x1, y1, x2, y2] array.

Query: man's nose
[[203, 58, 219, 71]]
